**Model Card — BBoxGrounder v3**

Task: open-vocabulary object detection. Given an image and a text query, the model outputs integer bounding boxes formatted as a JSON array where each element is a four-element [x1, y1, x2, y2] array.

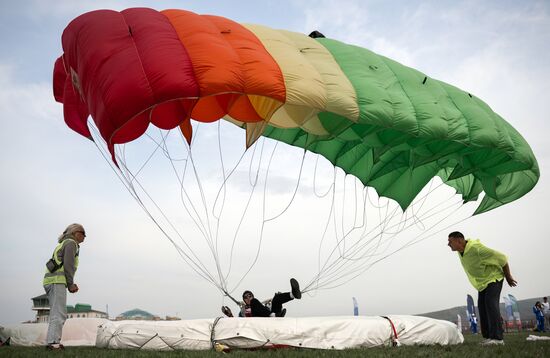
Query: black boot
[[290, 278, 301, 299]]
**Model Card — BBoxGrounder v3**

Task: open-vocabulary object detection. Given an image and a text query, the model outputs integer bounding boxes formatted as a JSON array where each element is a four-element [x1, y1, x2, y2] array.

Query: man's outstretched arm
[[503, 263, 517, 287]]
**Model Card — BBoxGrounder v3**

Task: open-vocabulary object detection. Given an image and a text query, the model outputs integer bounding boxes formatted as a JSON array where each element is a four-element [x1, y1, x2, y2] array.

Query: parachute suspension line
[[386, 185, 470, 254], [213, 121, 227, 271], [331, 173, 367, 260], [157, 130, 214, 247], [313, 169, 338, 293], [309, 156, 366, 288], [200, 125, 284, 295], [212, 121, 226, 219], [309, 165, 350, 292], [227, 132, 301, 292], [306, 202, 402, 292], [190, 120, 201, 147], [310, 199, 469, 291], [319, 189, 456, 275], [88, 125, 222, 289], [350, 196, 399, 259], [335, 172, 351, 257], [406, 179, 443, 232], [182, 139, 216, 243], [113, 128, 226, 292], [312, 154, 335, 198], [247, 137, 263, 187], [386, 180, 447, 238], [145, 130, 187, 162], [359, 181, 445, 254], [222, 289, 242, 306], [311, 168, 370, 289], [221, 139, 267, 290], [303, 192, 467, 292], [264, 146, 307, 222], [302, 178, 468, 292], [356, 189, 460, 259], [352, 179, 361, 230], [117, 131, 166, 184], [209, 139, 257, 293], [357, 187, 371, 242], [338, 175, 357, 255], [139, 128, 212, 245], [211, 120, 234, 291], [227, 138, 274, 293], [211, 141, 251, 220], [164, 129, 230, 288], [333, 172, 343, 256], [310, 159, 338, 269], [309, 187, 387, 293], [115, 139, 222, 288], [336, 175, 370, 259], [398, 213, 472, 252], [225, 132, 309, 292], [357, 179, 447, 249]]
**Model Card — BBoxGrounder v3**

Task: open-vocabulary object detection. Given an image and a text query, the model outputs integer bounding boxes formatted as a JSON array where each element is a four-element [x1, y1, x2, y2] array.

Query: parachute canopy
[[54, 8, 539, 215]]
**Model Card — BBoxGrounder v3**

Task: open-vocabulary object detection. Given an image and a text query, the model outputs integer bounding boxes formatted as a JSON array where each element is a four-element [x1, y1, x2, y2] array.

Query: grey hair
[[58, 223, 85, 243]]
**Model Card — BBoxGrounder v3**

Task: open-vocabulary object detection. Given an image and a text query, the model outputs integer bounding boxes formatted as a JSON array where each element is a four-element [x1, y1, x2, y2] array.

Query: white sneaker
[[481, 339, 504, 346]]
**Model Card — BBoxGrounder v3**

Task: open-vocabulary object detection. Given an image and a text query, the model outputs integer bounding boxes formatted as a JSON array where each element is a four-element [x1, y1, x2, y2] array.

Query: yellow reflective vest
[[43, 239, 79, 286]]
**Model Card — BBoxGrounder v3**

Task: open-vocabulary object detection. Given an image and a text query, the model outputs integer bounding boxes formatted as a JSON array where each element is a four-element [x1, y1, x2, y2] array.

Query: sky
[[1, 0, 549, 325]]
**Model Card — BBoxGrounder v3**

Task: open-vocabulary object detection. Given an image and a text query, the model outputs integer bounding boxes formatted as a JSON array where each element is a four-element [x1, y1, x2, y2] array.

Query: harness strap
[[210, 316, 223, 350], [381, 316, 400, 347]]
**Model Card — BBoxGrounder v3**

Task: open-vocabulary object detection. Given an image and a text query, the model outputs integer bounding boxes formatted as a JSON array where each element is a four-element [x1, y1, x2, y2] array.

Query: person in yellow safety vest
[[447, 231, 517, 346], [43, 223, 86, 350]]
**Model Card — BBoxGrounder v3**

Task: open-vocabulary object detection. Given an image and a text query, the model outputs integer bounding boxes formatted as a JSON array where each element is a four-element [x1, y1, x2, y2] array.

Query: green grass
[[1, 332, 549, 357]]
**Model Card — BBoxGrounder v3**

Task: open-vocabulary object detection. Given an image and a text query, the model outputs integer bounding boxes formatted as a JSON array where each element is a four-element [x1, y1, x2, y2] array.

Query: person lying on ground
[[222, 278, 301, 318]]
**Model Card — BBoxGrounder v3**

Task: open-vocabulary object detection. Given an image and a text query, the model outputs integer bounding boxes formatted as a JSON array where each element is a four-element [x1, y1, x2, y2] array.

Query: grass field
[[1, 332, 549, 357]]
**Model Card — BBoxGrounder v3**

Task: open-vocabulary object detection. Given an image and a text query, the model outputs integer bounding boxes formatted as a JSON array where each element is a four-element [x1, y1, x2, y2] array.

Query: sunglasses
[[243, 294, 253, 299], [76, 231, 86, 237]]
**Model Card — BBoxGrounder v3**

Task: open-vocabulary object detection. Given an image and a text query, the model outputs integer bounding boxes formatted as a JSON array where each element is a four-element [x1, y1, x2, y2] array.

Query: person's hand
[[506, 276, 517, 287], [68, 284, 79, 293]]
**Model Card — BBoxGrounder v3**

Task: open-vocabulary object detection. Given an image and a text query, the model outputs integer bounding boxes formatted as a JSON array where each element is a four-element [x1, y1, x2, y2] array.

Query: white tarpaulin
[[0, 318, 108, 346], [97, 315, 463, 350]]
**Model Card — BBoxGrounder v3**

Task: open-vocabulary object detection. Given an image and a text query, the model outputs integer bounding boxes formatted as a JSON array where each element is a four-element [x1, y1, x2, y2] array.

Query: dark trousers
[[271, 292, 293, 314], [250, 292, 293, 317], [478, 280, 503, 340]]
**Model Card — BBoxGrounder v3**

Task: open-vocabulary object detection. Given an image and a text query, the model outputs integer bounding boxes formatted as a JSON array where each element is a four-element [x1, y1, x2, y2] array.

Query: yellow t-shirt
[[458, 239, 507, 291]]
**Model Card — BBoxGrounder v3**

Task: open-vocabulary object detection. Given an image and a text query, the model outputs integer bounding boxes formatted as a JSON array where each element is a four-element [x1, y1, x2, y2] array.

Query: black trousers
[[250, 292, 293, 317], [271, 292, 292, 314], [478, 280, 503, 340]]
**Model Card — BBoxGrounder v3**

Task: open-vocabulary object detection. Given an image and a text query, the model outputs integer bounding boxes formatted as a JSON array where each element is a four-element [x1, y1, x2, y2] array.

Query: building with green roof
[[116, 308, 160, 321], [31, 294, 108, 322]]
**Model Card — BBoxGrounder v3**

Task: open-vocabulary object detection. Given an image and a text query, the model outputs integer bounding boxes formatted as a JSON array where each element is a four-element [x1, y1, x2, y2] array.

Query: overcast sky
[[1, 0, 549, 325]]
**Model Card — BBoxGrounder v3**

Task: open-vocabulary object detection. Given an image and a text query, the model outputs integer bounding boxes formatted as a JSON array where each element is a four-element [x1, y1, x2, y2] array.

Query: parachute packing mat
[[96, 315, 463, 350], [54, 8, 539, 216], [0, 318, 108, 346]]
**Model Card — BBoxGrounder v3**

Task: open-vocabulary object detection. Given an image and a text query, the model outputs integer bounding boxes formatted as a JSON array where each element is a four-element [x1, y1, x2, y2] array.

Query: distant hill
[[417, 296, 544, 325]]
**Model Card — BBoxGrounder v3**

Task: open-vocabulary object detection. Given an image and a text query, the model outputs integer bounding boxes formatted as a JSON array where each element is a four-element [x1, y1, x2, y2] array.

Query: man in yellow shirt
[[447, 231, 517, 345]]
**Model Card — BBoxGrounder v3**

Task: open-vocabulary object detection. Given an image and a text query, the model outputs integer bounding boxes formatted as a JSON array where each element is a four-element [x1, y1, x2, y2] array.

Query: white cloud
[[0, 64, 60, 130]]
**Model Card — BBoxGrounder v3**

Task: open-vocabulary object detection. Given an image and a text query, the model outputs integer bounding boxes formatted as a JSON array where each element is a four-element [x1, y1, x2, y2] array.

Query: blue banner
[[503, 296, 514, 321], [466, 294, 477, 333]]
